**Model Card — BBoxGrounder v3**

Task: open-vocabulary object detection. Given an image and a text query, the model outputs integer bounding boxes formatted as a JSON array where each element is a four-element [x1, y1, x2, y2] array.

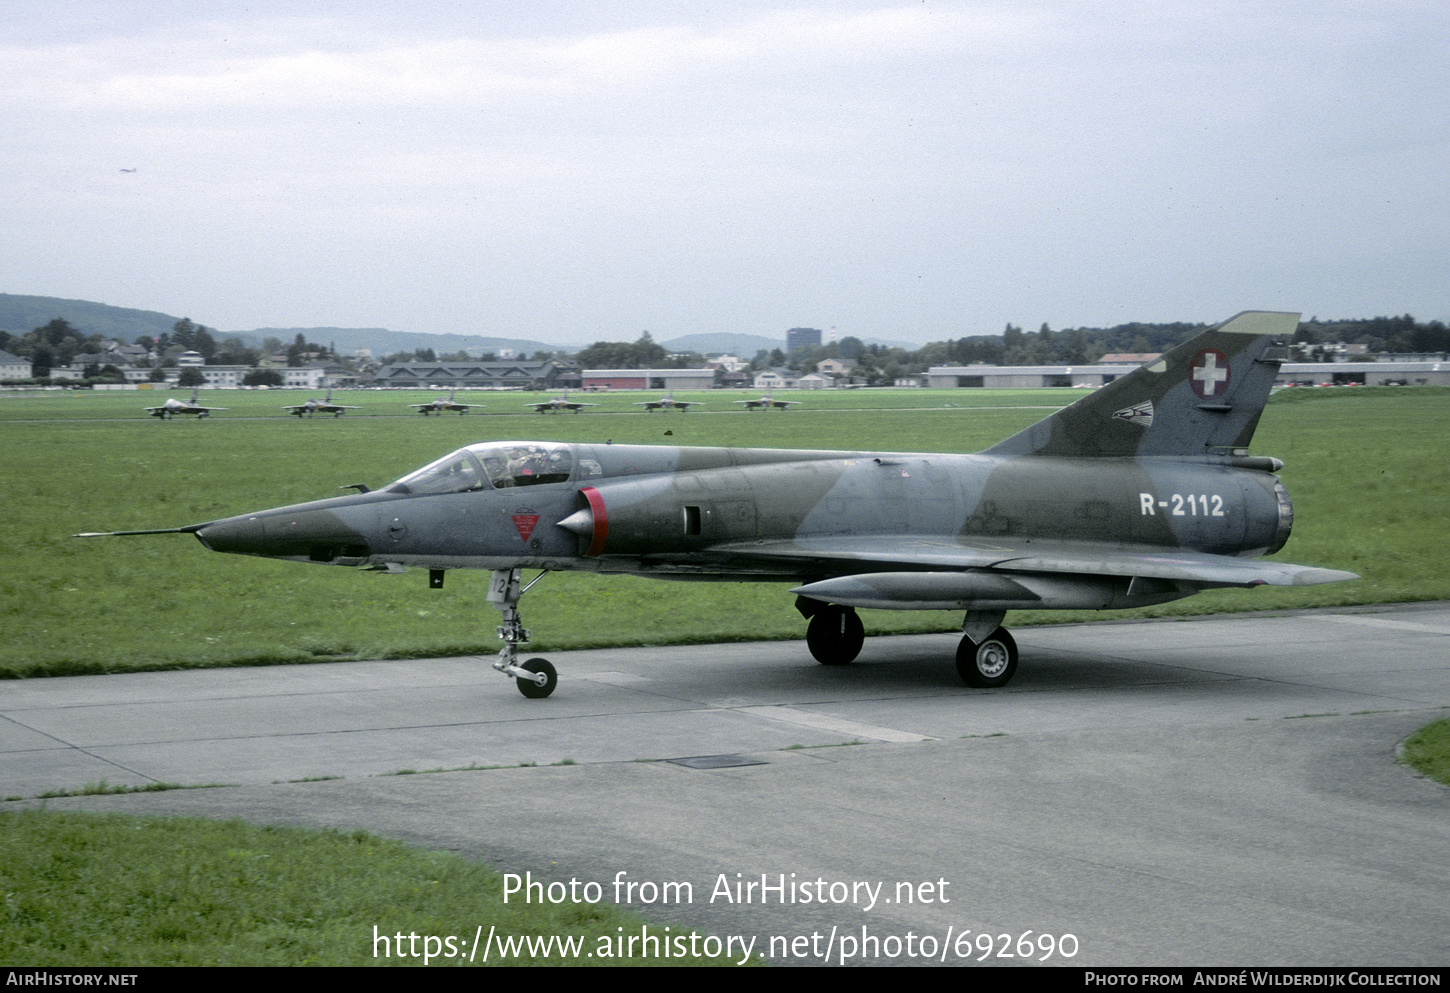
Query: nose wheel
[[516, 658, 557, 698], [488, 568, 557, 698]]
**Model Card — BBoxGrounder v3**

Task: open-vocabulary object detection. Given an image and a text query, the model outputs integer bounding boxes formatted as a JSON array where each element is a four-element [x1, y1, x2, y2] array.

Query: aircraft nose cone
[[194, 515, 268, 554], [194, 505, 373, 561]]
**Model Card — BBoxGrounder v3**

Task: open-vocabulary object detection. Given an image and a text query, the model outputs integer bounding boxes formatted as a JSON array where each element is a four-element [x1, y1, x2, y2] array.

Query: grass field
[[1401, 719, 1450, 787], [0, 383, 1064, 421], [2, 385, 1446, 678], [0, 809, 725, 966]]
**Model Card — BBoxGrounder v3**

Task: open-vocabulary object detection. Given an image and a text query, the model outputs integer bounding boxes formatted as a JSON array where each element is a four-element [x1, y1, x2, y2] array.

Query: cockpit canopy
[[386, 442, 574, 495]]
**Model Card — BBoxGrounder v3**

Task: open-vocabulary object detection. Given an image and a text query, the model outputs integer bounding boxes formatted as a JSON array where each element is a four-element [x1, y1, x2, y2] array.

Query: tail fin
[[984, 311, 1298, 458]]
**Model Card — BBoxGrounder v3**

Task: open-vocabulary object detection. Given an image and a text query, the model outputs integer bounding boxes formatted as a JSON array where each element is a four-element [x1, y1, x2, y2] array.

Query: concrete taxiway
[[4, 604, 1448, 966]]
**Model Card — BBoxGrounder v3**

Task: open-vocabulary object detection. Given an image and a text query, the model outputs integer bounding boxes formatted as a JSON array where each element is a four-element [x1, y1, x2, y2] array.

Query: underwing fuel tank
[[790, 571, 1184, 611]]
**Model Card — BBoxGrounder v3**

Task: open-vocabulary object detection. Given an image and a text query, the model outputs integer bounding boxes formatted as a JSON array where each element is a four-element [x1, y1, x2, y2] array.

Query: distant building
[[0, 349, 31, 379], [197, 365, 251, 387], [581, 368, 717, 390], [49, 354, 135, 381], [1273, 361, 1449, 387], [715, 368, 752, 388], [709, 354, 747, 372], [280, 365, 333, 389], [754, 368, 798, 390], [52, 352, 111, 379], [927, 361, 1450, 388], [927, 364, 1139, 388], [371, 360, 572, 390], [103, 341, 152, 365], [786, 327, 822, 354]]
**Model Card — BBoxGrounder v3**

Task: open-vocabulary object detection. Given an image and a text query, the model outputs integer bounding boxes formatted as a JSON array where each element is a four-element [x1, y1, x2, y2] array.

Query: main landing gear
[[954, 610, 1018, 688], [488, 568, 557, 699], [798, 600, 1021, 688], [804, 604, 865, 665]]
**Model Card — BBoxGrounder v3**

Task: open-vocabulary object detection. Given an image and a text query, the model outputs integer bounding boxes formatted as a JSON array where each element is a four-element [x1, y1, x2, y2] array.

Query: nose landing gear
[[488, 568, 557, 698]]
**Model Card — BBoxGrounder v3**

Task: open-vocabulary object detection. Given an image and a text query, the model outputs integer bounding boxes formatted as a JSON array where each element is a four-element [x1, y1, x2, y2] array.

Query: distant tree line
[[1295, 315, 1449, 355], [550, 315, 1447, 388], [376, 347, 566, 365], [574, 333, 672, 369], [144, 324, 336, 368], [0, 318, 106, 377], [746, 315, 1450, 385], [6, 312, 1448, 389], [0, 317, 344, 383]]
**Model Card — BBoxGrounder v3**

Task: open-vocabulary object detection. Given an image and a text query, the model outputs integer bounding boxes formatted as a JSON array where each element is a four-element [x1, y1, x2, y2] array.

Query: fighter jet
[[82, 312, 1355, 699], [410, 389, 475, 416], [144, 388, 228, 419], [635, 391, 703, 412], [735, 394, 801, 410], [525, 390, 598, 414], [282, 388, 360, 418]]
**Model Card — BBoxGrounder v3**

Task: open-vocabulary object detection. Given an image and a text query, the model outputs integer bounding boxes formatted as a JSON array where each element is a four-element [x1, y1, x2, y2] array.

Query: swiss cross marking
[[1190, 348, 1230, 399]]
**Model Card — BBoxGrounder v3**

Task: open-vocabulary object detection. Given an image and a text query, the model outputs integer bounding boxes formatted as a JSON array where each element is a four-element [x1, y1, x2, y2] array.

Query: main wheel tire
[[806, 607, 865, 665], [516, 658, 557, 698], [956, 628, 1018, 688]]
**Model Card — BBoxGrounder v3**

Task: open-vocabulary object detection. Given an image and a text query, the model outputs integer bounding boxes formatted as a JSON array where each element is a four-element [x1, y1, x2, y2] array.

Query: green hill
[[0, 293, 181, 342]]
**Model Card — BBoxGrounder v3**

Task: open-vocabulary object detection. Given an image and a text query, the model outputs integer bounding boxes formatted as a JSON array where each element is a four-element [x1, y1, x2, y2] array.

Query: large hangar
[[926, 363, 1138, 388], [927, 360, 1450, 388], [582, 368, 718, 390]]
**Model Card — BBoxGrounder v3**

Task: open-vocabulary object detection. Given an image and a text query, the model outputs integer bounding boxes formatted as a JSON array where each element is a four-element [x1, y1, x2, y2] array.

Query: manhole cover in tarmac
[[667, 754, 767, 769]]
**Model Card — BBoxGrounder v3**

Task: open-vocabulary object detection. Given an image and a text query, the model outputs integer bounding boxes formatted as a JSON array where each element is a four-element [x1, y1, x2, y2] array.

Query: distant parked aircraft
[[735, 394, 801, 410], [410, 389, 476, 415], [144, 388, 227, 420], [282, 388, 360, 418], [635, 391, 704, 412], [525, 390, 598, 414]]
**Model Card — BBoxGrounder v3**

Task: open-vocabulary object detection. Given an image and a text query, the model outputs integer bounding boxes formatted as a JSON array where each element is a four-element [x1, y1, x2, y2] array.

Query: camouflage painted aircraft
[[735, 393, 801, 410], [635, 391, 704, 412], [282, 388, 360, 418], [82, 312, 1354, 699], [144, 388, 228, 419], [525, 390, 598, 414], [410, 389, 476, 415]]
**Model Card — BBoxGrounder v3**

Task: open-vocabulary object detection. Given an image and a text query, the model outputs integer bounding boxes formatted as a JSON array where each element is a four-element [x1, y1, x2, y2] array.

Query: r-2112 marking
[[1139, 493, 1225, 517]]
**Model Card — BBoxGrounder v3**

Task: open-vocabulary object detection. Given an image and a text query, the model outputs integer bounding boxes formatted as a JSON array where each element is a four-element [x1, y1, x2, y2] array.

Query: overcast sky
[[3, 1, 1445, 346]]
